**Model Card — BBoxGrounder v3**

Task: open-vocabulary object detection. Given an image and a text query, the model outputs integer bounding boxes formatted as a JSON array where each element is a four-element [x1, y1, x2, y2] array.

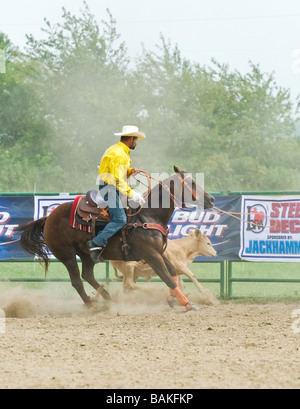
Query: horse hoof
[[167, 295, 177, 308], [185, 302, 200, 312], [85, 298, 94, 308], [92, 286, 111, 301], [98, 287, 112, 301]]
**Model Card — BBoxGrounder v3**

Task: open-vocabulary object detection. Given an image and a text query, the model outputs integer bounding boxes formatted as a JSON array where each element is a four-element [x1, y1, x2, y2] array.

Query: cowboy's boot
[[87, 240, 105, 263]]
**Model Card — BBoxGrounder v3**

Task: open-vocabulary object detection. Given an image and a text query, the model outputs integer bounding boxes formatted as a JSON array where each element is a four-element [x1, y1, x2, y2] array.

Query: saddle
[[76, 190, 111, 236], [75, 190, 134, 261]]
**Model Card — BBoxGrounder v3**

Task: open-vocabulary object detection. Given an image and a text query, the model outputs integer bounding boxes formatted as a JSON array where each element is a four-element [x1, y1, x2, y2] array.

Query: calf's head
[[189, 228, 217, 258]]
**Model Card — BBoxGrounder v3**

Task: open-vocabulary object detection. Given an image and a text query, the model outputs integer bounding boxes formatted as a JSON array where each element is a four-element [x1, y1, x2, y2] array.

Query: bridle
[[178, 173, 201, 205], [129, 170, 201, 216], [125, 170, 200, 248]]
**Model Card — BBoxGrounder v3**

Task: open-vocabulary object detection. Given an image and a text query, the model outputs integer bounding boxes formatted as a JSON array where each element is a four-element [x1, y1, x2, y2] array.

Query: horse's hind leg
[[79, 251, 111, 301], [61, 256, 93, 307]]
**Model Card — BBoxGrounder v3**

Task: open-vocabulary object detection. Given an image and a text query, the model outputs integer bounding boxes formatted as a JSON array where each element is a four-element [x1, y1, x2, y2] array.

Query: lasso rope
[[129, 169, 192, 216], [212, 205, 280, 230], [131, 172, 280, 230]]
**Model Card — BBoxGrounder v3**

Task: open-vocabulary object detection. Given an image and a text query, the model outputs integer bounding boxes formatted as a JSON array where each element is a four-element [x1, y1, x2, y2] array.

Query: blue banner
[[0, 196, 34, 260], [168, 195, 241, 261]]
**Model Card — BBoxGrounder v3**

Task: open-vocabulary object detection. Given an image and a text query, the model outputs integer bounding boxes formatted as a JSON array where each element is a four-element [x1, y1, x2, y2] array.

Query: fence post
[[105, 261, 110, 281], [220, 261, 226, 299], [228, 261, 233, 298]]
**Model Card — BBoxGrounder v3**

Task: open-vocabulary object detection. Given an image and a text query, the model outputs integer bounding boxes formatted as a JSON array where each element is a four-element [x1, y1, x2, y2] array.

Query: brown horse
[[17, 166, 214, 311]]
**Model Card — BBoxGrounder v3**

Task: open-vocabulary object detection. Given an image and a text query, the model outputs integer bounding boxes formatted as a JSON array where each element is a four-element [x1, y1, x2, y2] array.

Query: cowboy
[[87, 125, 146, 263]]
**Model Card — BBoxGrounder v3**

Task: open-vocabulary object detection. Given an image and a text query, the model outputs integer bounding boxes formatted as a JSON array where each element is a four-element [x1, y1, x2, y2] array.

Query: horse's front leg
[[146, 253, 198, 312], [162, 254, 199, 311]]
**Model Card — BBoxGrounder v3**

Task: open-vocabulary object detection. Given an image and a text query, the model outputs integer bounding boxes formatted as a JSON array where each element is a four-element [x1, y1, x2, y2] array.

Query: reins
[[129, 169, 199, 217]]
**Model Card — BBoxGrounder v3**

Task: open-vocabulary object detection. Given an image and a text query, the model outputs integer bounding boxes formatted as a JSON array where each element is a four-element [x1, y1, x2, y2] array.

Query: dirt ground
[[0, 284, 300, 389]]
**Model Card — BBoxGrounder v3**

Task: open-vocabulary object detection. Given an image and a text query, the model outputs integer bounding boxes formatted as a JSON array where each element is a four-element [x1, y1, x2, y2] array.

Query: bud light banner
[[168, 195, 241, 261], [240, 195, 300, 262], [0, 196, 34, 260]]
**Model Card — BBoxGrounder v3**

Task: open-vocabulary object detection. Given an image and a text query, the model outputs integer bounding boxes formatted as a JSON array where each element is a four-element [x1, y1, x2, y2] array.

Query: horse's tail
[[16, 217, 50, 273]]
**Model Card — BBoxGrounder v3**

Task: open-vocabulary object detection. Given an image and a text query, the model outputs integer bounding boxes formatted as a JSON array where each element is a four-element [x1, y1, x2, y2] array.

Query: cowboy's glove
[[131, 191, 145, 205]]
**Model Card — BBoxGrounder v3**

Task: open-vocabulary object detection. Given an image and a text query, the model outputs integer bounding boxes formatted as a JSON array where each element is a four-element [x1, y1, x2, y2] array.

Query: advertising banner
[[168, 195, 241, 261], [0, 196, 34, 260], [34, 195, 76, 259], [240, 195, 300, 262], [34, 195, 75, 220], [6, 193, 300, 263]]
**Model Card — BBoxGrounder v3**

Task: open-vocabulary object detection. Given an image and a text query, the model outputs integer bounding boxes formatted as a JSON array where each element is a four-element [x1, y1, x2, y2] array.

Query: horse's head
[[173, 166, 215, 210]]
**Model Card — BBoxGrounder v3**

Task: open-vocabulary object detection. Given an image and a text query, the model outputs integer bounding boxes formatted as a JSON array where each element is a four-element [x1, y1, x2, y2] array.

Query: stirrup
[[90, 248, 105, 263], [87, 241, 105, 263]]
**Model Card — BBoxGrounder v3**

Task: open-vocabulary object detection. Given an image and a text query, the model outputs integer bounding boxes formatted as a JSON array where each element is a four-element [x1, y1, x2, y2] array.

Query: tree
[[26, 2, 140, 192], [0, 33, 60, 192], [1, 5, 299, 193], [134, 38, 300, 191]]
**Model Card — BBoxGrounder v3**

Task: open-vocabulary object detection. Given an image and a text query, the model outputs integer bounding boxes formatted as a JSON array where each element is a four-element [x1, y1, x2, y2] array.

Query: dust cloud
[[0, 284, 218, 318], [0, 287, 84, 318]]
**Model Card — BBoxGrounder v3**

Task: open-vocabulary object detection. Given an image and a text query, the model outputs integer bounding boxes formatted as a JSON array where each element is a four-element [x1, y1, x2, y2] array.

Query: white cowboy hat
[[114, 125, 146, 140]]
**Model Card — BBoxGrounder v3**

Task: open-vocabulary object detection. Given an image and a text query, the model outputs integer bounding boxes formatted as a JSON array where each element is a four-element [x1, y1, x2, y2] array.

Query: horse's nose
[[209, 196, 215, 206]]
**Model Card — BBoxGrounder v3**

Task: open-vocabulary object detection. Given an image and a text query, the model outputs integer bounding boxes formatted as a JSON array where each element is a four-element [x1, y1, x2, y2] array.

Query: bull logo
[[246, 204, 267, 233], [42, 203, 60, 217]]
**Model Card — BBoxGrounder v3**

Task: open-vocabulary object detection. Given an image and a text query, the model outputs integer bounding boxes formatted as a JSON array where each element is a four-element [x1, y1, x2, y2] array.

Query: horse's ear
[[189, 230, 195, 236], [174, 165, 183, 174]]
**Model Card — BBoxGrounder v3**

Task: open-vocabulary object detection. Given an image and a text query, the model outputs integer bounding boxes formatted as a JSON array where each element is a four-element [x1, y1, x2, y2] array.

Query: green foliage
[[134, 47, 300, 190], [0, 3, 299, 193], [0, 33, 62, 192]]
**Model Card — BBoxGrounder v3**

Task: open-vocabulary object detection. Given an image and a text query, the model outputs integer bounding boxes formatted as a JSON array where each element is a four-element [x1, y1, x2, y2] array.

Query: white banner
[[240, 195, 300, 262], [34, 195, 75, 259], [34, 194, 74, 220]]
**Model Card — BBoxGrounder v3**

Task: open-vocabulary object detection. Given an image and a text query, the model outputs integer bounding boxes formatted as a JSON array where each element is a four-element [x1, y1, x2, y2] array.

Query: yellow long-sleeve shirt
[[98, 141, 134, 197]]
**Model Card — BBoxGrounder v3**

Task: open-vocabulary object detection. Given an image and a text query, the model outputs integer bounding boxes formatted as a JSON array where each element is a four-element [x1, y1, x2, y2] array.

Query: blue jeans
[[92, 184, 127, 247]]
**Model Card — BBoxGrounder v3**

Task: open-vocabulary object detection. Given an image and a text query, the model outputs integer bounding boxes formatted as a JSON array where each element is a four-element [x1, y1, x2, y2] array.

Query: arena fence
[[1, 191, 300, 299], [0, 259, 227, 298], [2, 259, 300, 299]]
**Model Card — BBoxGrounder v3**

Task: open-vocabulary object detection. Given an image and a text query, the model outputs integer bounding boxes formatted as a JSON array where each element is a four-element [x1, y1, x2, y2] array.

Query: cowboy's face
[[129, 136, 138, 150]]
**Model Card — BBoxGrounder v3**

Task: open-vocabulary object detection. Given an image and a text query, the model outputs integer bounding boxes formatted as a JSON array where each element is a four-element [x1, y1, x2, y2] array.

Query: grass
[[0, 259, 300, 300]]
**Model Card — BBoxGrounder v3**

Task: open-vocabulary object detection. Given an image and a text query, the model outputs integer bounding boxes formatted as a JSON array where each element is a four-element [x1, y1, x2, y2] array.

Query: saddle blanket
[[69, 195, 106, 234]]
